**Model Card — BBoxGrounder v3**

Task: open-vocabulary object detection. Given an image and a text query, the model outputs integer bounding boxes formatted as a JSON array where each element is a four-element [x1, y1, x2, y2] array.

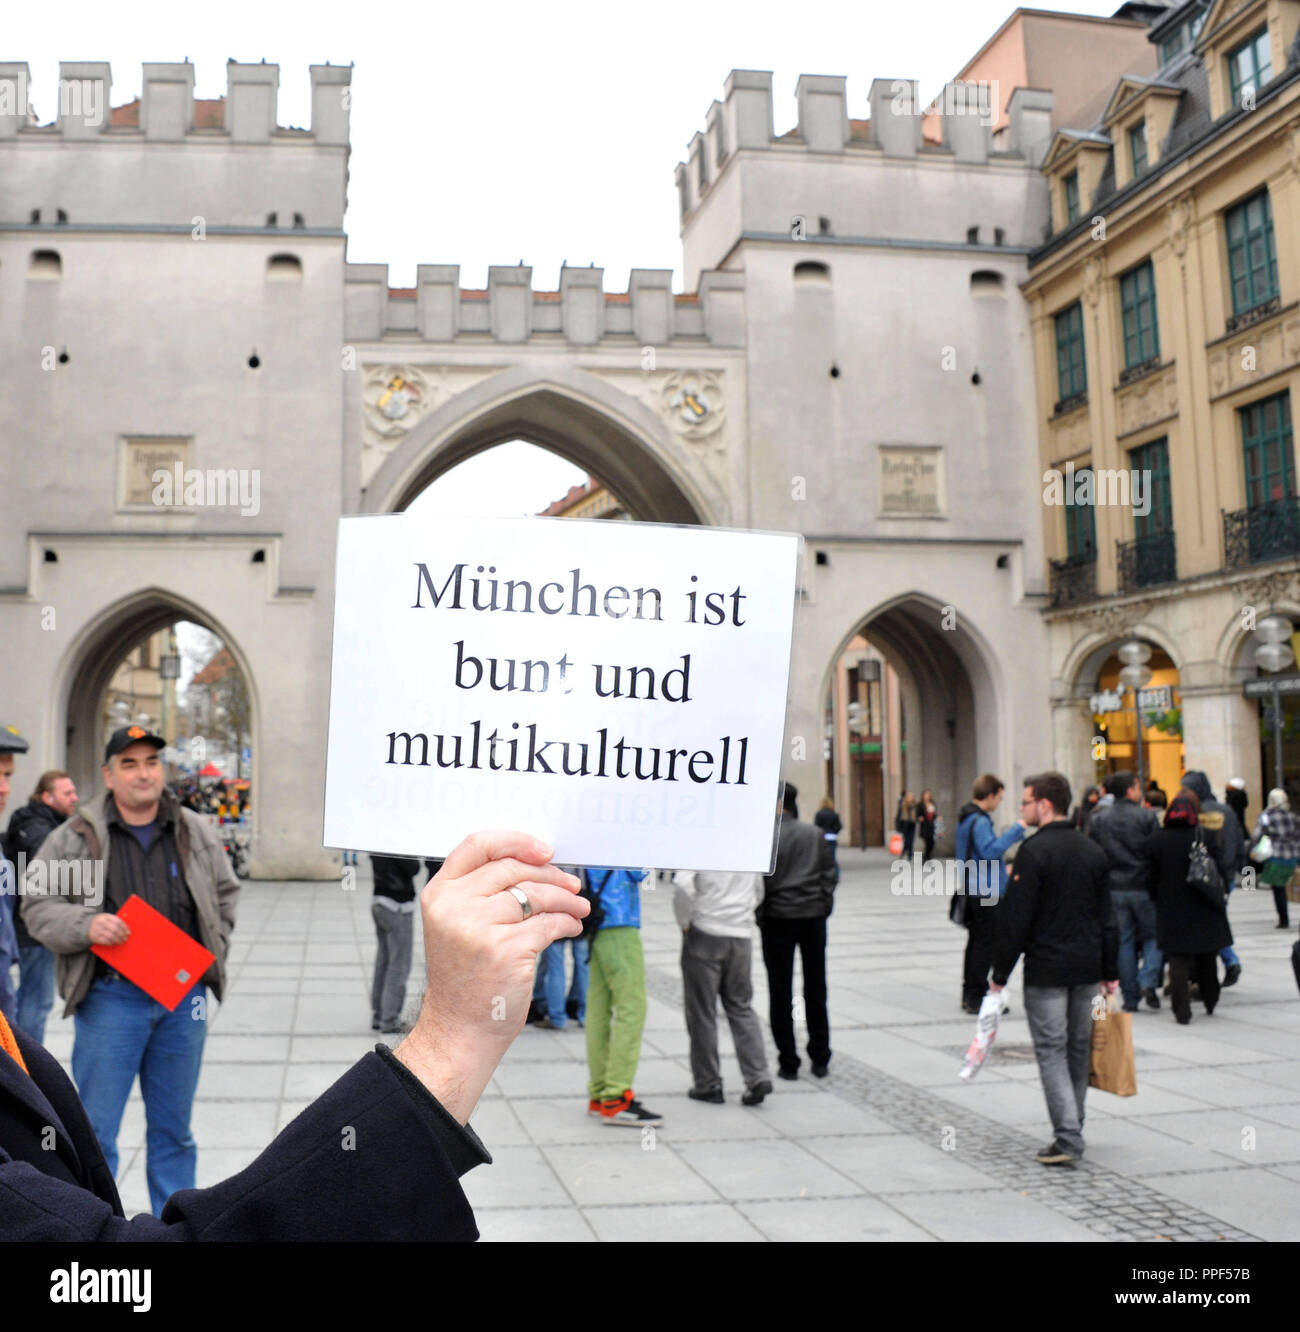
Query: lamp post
[[1253, 614, 1295, 791], [1117, 640, 1153, 789]]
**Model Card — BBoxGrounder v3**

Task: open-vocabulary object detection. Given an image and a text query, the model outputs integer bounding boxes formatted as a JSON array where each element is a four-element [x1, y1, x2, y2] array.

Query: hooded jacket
[[1180, 772, 1245, 880]]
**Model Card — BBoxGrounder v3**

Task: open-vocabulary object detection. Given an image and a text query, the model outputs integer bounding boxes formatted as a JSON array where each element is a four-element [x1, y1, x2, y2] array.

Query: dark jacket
[[1089, 797, 1159, 895], [3, 798, 64, 946], [371, 853, 421, 903], [1, 1022, 489, 1239], [762, 812, 835, 920], [1224, 787, 1248, 832], [1180, 772, 1246, 878], [813, 808, 842, 837], [1144, 825, 1234, 955], [991, 820, 1117, 988]]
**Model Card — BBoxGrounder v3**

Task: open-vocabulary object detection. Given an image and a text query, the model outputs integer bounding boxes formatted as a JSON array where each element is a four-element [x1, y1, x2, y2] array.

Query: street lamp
[[1117, 640, 1153, 789], [1254, 614, 1295, 790]]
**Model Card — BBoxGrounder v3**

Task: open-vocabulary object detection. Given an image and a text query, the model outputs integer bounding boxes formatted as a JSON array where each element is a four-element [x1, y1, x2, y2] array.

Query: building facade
[[0, 19, 1165, 873], [1024, 0, 1300, 820]]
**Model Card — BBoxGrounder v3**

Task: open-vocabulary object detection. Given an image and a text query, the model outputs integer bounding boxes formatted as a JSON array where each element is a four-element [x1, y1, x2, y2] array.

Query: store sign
[[1243, 674, 1300, 698], [1137, 685, 1172, 711], [1090, 689, 1123, 713]]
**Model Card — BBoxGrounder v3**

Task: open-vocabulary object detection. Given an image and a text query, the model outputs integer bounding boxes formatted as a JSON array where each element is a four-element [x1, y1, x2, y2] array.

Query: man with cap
[[0, 725, 32, 1022], [20, 725, 240, 1217]]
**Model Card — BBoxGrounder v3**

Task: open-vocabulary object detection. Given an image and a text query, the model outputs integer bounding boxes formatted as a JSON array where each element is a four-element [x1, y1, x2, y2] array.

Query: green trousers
[[585, 927, 648, 1101]]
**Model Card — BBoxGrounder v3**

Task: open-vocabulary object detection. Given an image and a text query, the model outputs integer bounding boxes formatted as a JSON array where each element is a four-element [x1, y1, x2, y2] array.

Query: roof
[[110, 97, 226, 129], [192, 647, 236, 685]]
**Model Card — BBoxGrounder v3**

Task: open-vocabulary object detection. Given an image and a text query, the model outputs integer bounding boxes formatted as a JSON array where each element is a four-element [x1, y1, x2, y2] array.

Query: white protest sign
[[323, 514, 801, 871]]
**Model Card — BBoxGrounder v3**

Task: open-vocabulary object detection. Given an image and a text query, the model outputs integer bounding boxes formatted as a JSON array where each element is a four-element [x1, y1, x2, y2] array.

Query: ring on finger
[[506, 886, 533, 920]]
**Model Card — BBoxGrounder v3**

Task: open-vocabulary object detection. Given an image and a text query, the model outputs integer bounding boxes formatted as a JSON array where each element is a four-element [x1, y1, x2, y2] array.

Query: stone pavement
[[38, 848, 1300, 1240]]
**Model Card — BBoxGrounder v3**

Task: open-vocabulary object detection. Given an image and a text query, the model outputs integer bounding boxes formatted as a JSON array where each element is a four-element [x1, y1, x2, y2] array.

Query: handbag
[[1186, 826, 1226, 906], [1251, 816, 1275, 864]]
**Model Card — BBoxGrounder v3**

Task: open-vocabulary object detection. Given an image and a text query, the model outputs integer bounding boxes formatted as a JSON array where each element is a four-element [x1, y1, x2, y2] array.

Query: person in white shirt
[[673, 870, 773, 1106]]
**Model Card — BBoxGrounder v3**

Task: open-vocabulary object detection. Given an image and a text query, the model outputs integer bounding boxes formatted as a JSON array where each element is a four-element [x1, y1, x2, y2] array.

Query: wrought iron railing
[[1052, 391, 1088, 417], [1049, 552, 1097, 607], [1225, 295, 1281, 335], [1223, 497, 1300, 568], [1116, 529, 1177, 592]]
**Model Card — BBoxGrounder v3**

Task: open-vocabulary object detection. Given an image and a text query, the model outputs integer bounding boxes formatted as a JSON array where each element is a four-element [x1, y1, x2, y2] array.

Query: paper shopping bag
[[1088, 991, 1137, 1096]]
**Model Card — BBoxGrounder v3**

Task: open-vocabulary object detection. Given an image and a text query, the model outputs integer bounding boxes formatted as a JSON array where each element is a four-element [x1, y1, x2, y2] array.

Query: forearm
[[393, 1017, 501, 1126]]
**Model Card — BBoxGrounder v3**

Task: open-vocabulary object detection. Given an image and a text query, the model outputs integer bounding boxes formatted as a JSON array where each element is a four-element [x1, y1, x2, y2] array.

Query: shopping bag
[[1088, 991, 1137, 1096], [958, 991, 1005, 1081]]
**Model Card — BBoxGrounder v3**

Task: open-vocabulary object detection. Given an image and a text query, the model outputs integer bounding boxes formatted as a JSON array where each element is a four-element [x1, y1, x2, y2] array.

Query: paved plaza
[[39, 850, 1300, 1241]]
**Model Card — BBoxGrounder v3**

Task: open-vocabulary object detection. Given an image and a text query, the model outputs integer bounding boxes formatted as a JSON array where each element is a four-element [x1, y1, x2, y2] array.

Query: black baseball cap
[[104, 725, 166, 763], [0, 724, 30, 754]]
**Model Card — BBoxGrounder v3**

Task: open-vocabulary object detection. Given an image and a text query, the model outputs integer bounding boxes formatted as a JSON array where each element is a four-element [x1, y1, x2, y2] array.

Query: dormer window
[[1128, 122, 1147, 176], [1227, 28, 1272, 108], [1064, 172, 1080, 224]]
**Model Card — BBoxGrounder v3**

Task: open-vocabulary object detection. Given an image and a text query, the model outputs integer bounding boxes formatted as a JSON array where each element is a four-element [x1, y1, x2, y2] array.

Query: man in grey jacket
[[760, 782, 836, 1080], [21, 726, 239, 1216], [674, 869, 773, 1106]]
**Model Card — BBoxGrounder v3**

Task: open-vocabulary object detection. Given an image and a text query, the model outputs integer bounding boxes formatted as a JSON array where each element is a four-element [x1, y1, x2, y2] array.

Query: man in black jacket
[[760, 782, 836, 1080], [3, 769, 78, 1043], [1, 829, 587, 1239], [991, 771, 1118, 1168], [1089, 771, 1160, 1013]]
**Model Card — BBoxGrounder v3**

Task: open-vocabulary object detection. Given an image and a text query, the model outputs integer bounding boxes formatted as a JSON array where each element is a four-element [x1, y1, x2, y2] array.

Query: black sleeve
[[991, 842, 1040, 986], [2, 1050, 490, 1241], [1098, 866, 1119, 981]]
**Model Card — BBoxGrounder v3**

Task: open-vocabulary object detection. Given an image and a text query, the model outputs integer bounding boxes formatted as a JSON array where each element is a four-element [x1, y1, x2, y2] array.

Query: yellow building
[[1025, 0, 1300, 820]]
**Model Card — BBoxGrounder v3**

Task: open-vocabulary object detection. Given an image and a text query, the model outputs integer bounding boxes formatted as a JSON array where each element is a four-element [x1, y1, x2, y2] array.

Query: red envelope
[[89, 894, 216, 1011]]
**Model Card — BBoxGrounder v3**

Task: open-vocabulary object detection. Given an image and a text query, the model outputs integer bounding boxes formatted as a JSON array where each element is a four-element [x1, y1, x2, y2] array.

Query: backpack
[[579, 869, 611, 941]]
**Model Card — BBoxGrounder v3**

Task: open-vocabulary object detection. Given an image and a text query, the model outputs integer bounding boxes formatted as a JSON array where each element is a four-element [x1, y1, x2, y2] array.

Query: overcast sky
[[11, 0, 1125, 515]]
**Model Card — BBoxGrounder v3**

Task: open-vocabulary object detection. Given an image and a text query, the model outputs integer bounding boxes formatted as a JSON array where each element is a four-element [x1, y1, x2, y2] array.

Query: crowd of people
[[950, 763, 1300, 1167]]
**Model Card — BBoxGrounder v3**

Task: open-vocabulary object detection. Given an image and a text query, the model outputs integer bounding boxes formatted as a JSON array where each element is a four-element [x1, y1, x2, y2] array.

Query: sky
[[11, 0, 1126, 516]]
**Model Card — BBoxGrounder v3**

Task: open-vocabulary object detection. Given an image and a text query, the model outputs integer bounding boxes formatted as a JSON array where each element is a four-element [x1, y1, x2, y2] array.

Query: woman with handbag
[[1144, 789, 1233, 1024], [1249, 788, 1299, 929], [917, 789, 938, 862]]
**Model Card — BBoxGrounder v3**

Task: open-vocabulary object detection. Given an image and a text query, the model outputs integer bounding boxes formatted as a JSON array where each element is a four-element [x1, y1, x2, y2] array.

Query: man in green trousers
[[583, 867, 664, 1127]]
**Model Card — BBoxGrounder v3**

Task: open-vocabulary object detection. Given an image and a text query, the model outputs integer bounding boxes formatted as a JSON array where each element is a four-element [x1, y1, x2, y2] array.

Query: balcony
[[1116, 529, 1177, 593], [1049, 552, 1097, 607], [1225, 295, 1281, 335], [1223, 497, 1300, 568]]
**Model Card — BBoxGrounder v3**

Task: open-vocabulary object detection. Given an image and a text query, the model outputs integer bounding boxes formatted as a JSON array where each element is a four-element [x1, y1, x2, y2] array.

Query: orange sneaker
[[598, 1090, 663, 1127]]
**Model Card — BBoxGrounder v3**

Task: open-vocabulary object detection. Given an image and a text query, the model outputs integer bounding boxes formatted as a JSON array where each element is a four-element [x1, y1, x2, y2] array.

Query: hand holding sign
[[392, 830, 586, 1124]]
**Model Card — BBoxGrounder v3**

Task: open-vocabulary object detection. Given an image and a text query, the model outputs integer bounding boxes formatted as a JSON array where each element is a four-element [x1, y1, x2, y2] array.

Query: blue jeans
[[1112, 889, 1162, 1007], [568, 936, 589, 1023], [72, 975, 208, 1217], [15, 941, 56, 1045]]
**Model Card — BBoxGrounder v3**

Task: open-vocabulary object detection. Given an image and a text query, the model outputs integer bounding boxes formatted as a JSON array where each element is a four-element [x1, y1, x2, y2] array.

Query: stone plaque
[[121, 438, 190, 509], [879, 446, 944, 516]]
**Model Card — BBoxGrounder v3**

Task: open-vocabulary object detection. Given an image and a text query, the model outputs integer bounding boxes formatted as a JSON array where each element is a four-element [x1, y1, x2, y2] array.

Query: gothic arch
[[53, 588, 261, 818], [360, 362, 721, 525]]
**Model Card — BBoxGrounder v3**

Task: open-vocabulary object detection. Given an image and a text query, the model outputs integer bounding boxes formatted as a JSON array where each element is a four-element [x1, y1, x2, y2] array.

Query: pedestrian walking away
[[369, 853, 421, 1033], [674, 868, 772, 1106], [814, 796, 843, 881], [760, 782, 836, 1080], [1181, 770, 1246, 988], [19, 726, 240, 1217], [1249, 788, 1300, 929], [991, 771, 1118, 1168], [953, 773, 1027, 1013], [1089, 770, 1161, 1012], [1145, 789, 1233, 1024], [896, 791, 918, 859], [583, 866, 662, 1127]]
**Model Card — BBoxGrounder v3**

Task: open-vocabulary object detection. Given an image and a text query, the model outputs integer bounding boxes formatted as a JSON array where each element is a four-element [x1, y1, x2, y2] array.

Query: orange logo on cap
[[127, 726, 146, 739]]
